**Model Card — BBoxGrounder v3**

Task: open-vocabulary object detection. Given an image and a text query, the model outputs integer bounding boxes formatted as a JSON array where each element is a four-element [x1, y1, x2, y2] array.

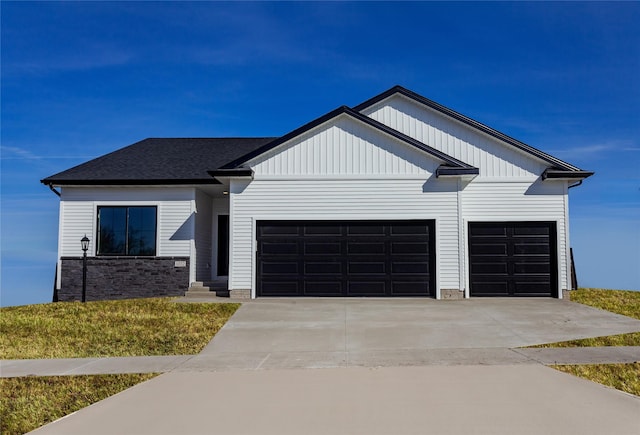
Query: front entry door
[[217, 215, 229, 276]]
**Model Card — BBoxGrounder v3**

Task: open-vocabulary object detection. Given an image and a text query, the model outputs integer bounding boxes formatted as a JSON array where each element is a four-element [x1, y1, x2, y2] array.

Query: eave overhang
[[40, 178, 221, 186], [435, 166, 480, 180], [541, 169, 595, 181]]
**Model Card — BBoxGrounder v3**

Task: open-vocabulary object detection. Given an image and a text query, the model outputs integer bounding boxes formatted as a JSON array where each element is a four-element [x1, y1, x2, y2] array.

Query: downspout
[[47, 183, 61, 197], [567, 180, 582, 189]]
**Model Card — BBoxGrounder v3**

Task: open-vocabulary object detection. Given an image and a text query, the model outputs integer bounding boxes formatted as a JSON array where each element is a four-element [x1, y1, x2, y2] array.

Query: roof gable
[[220, 106, 477, 179], [355, 86, 592, 179]]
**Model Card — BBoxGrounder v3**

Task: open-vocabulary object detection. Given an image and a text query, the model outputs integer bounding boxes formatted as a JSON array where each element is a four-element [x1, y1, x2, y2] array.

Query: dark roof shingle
[[41, 137, 276, 185]]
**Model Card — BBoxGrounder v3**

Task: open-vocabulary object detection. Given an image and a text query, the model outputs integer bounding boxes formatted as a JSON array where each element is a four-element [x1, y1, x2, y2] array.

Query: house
[[41, 86, 593, 301]]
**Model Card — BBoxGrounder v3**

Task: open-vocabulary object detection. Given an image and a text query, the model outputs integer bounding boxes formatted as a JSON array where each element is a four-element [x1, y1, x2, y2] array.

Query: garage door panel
[[348, 242, 385, 254], [348, 262, 386, 274], [391, 242, 429, 254], [259, 225, 299, 236], [513, 281, 553, 296], [391, 261, 430, 274], [304, 262, 342, 275], [260, 281, 300, 296], [469, 222, 557, 297], [303, 225, 342, 235], [390, 224, 430, 235], [470, 243, 508, 256], [471, 281, 510, 296], [391, 281, 431, 295], [304, 242, 342, 255], [261, 242, 299, 255], [257, 220, 434, 297], [514, 243, 550, 255], [471, 262, 508, 275], [260, 261, 298, 275], [514, 262, 551, 274], [513, 226, 550, 236], [304, 281, 343, 296], [347, 225, 386, 235], [348, 281, 386, 296]]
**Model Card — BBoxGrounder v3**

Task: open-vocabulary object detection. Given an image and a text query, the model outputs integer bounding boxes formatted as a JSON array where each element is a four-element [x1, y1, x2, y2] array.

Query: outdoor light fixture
[[81, 235, 89, 302]]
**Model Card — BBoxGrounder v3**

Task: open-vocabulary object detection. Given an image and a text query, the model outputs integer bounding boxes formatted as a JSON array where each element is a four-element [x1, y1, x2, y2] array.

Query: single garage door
[[257, 220, 435, 297], [468, 222, 558, 297]]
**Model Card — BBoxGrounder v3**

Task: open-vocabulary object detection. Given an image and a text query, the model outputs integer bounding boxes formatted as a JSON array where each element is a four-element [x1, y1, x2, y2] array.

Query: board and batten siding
[[250, 114, 436, 177], [460, 180, 570, 292], [362, 95, 550, 178], [229, 178, 461, 296], [57, 187, 197, 287]]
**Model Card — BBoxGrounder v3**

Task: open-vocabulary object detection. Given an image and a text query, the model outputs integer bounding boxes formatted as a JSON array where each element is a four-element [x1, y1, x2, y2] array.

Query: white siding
[[59, 187, 195, 259], [362, 95, 549, 178], [460, 180, 569, 292], [250, 114, 439, 177], [229, 178, 460, 294], [195, 189, 213, 281]]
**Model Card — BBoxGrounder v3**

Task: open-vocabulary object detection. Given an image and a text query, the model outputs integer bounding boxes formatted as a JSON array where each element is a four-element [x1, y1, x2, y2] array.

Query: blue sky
[[1, 1, 639, 306]]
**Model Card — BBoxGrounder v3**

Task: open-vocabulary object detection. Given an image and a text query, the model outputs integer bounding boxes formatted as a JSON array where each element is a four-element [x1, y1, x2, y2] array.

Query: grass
[[0, 298, 240, 359], [539, 289, 640, 397], [532, 288, 640, 348], [1, 298, 240, 433], [1, 374, 158, 435], [553, 363, 640, 397]]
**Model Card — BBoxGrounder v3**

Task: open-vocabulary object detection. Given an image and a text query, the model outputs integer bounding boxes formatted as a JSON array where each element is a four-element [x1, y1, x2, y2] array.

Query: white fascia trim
[[252, 174, 432, 181]]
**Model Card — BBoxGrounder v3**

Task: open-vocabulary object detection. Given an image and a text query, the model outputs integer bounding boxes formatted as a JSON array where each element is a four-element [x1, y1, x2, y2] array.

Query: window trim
[[96, 205, 158, 256]]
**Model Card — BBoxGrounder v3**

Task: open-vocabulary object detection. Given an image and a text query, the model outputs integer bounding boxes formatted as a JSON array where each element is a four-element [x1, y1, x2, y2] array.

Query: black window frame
[[96, 206, 158, 256]]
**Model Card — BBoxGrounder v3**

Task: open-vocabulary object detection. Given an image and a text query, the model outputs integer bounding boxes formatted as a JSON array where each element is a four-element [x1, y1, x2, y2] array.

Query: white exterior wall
[[460, 179, 570, 293], [57, 186, 197, 286], [229, 178, 460, 296], [362, 95, 549, 178]]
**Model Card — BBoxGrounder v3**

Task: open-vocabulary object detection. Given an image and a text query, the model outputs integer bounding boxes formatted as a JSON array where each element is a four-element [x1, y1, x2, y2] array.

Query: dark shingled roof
[[41, 137, 276, 185]]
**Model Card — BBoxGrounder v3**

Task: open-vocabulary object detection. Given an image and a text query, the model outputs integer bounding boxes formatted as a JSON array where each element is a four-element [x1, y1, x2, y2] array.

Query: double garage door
[[256, 220, 557, 298], [257, 220, 435, 297]]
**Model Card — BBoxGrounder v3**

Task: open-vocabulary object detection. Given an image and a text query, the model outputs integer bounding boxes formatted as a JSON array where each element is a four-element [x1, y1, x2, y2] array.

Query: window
[[97, 206, 157, 256]]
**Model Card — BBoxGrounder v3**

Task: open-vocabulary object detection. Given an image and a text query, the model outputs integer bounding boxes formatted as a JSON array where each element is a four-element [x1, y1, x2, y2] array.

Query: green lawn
[[532, 288, 640, 348], [1, 374, 158, 435], [546, 288, 640, 397], [1, 298, 240, 434], [0, 298, 240, 359], [553, 363, 640, 397]]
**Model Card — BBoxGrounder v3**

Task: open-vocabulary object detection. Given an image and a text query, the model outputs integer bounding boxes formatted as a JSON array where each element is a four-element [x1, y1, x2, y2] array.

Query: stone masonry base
[[562, 289, 571, 300], [229, 289, 251, 300], [441, 289, 465, 300], [58, 256, 190, 302]]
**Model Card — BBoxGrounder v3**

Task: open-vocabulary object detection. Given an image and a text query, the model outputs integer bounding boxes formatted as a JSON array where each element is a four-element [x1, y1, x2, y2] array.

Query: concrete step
[[185, 281, 229, 298]]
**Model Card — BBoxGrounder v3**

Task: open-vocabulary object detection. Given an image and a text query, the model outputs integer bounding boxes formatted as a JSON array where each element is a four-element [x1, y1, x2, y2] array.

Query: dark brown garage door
[[257, 220, 435, 297], [468, 222, 557, 297]]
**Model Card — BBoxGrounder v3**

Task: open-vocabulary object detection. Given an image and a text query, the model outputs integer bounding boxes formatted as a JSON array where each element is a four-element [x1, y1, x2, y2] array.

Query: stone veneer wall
[[58, 256, 190, 302]]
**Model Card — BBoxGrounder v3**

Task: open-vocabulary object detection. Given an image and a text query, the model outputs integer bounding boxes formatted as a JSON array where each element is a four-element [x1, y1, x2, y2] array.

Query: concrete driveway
[[30, 298, 640, 435], [180, 298, 640, 371]]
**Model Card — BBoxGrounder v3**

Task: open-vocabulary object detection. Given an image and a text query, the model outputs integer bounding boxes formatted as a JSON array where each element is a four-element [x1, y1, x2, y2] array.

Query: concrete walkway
[[3, 346, 639, 377]]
